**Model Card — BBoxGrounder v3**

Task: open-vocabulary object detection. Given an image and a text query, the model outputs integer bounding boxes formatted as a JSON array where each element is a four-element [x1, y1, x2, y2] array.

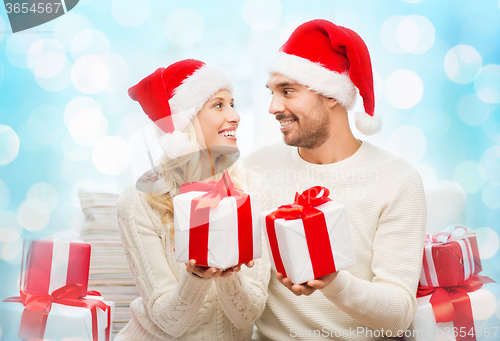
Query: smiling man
[[244, 20, 427, 340]]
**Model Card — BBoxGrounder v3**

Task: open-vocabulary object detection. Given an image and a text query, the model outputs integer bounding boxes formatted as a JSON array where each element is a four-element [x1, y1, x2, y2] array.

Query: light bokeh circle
[[384, 70, 423, 109], [457, 94, 492, 126], [474, 64, 500, 104], [165, 8, 204, 48], [482, 183, 500, 209], [396, 15, 435, 54], [1, 239, 23, 261], [27, 105, 66, 145], [444, 45, 482, 84], [18, 199, 50, 232], [381, 15, 406, 54], [27, 39, 66, 78], [71, 29, 111, 61], [479, 146, 500, 184], [0, 211, 22, 243], [474, 227, 499, 259], [71, 55, 110, 94], [387, 125, 427, 164], [6, 32, 41, 68], [54, 12, 93, 48], [243, 0, 282, 32], [112, 0, 150, 28], [35, 57, 73, 92], [103, 53, 129, 92], [452, 161, 486, 194], [0, 125, 21, 166], [27, 183, 58, 212], [68, 107, 109, 147], [92, 136, 131, 175], [0, 179, 9, 211]]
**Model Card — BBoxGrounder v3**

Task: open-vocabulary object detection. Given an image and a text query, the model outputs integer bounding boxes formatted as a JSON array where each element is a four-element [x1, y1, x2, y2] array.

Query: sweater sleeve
[[214, 241, 271, 329], [320, 168, 427, 336], [117, 188, 213, 338]]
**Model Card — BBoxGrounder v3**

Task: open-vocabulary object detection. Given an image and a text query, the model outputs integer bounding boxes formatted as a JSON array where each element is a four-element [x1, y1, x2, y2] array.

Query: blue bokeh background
[[0, 0, 499, 325]]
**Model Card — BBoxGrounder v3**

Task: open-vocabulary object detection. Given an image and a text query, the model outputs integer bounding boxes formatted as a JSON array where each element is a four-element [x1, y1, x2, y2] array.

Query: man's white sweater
[[243, 140, 427, 341]]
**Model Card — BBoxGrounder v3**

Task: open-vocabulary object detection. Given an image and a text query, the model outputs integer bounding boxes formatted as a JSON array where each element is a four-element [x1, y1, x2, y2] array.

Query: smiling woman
[[112, 59, 269, 341]]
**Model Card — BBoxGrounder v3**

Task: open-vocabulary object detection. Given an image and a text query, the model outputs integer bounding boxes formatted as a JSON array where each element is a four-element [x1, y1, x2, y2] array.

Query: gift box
[[405, 277, 499, 341], [0, 284, 115, 341], [419, 225, 481, 288], [174, 171, 262, 269], [263, 186, 356, 284], [21, 238, 91, 296]]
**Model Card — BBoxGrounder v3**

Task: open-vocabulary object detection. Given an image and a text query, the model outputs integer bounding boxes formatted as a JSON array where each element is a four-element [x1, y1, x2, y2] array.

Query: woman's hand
[[186, 260, 239, 279]]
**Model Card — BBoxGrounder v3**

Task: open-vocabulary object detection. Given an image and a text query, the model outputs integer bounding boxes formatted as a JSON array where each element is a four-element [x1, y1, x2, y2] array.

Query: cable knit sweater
[[114, 187, 270, 341], [243, 140, 427, 341]]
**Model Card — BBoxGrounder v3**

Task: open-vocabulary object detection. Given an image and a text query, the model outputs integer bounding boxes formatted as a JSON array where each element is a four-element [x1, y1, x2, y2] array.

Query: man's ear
[[326, 97, 339, 109]]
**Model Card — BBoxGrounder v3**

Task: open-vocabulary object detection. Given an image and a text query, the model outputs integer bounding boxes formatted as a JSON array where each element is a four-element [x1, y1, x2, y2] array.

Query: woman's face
[[195, 89, 240, 151]]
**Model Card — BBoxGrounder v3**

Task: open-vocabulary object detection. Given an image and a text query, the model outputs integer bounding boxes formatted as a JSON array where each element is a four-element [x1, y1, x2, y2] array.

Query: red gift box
[[21, 239, 91, 296], [419, 225, 481, 288]]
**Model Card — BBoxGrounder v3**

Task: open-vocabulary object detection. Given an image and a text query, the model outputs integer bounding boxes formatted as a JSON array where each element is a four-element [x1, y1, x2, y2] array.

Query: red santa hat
[[269, 19, 381, 135], [128, 59, 233, 159]]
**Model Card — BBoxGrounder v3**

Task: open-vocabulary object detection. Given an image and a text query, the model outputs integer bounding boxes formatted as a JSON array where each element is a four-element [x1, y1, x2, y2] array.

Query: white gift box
[[174, 190, 262, 269], [263, 200, 356, 284], [405, 283, 500, 341], [0, 295, 115, 341]]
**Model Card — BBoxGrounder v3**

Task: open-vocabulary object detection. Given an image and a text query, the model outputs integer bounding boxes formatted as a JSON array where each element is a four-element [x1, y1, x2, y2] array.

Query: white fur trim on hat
[[355, 111, 382, 135], [268, 52, 357, 110], [158, 130, 191, 159], [169, 64, 234, 132]]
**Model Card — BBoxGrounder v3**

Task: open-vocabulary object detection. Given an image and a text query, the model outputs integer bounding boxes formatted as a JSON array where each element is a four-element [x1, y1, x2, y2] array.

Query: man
[[244, 20, 427, 340]]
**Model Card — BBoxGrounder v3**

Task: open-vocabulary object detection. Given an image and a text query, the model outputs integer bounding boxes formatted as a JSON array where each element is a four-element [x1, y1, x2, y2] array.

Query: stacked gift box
[[405, 225, 500, 341], [78, 189, 140, 338], [0, 238, 115, 340]]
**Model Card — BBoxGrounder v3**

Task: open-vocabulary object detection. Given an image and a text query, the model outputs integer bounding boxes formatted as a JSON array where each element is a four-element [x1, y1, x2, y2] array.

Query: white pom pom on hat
[[128, 59, 234, 159], [268, 19, 381, 135]]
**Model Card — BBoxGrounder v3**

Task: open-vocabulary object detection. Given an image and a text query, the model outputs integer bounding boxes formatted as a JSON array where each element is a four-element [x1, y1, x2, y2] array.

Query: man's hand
[[276, 272, 338, 296]]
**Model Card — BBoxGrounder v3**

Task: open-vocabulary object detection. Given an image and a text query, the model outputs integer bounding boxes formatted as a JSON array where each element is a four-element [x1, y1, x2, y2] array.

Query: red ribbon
[[265, 186, 336, 281], [417, 275, 495, 341], [4, 284, 111, 341], [179, 170, 253, 266]]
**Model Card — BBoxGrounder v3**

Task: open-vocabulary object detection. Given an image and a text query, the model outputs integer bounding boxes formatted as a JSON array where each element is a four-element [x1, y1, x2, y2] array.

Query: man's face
[[266, 74, 331, 149]]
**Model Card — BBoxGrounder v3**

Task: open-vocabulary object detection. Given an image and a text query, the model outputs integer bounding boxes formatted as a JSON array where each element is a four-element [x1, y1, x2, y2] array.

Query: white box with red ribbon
[[174, 171, 262, 269], [0, 285, 114, 341], [405, 278, 499, 341], [262, 186, 356, 284]]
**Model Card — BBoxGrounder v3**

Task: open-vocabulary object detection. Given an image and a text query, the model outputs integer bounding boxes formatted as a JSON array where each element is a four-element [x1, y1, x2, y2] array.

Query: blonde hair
[[146, 121, 246, 236]]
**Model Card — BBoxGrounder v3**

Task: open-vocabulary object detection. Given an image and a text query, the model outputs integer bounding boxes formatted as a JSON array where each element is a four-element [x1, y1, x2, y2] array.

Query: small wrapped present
[[174, 171, 262, 269], [21, 237, 91, 296], [0, 284, 114, 341], [263, 186, 356, 284], [420, 225, 481, 288], [405, 276, 498, 341]]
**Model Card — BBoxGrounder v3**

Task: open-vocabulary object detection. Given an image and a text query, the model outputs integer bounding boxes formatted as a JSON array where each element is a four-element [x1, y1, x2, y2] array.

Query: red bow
[[4, 283, 111, 341], [417, 275, 495, 341], [266, 186, 335, 281], [179, 170, 253, 266]]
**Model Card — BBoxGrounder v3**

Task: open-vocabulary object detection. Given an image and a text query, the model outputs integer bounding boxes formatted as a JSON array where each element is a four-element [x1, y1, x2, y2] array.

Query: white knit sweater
[[243, 140, 427, 341], [114, 187, 270, 341]]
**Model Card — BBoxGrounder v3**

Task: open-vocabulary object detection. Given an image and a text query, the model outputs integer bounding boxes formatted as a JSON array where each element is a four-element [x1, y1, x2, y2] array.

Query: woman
[[114, 59, 269, 340]]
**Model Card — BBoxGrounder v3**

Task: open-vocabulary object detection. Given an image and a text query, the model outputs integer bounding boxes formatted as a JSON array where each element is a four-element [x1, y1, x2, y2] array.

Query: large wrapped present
[[174, 171, 262, 269], [21, 237, 91, 296], [0, 284, 114, 341], [420, 225, 481, 288], [405, 276, 499, 341], [263, 186, 356, 284]]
